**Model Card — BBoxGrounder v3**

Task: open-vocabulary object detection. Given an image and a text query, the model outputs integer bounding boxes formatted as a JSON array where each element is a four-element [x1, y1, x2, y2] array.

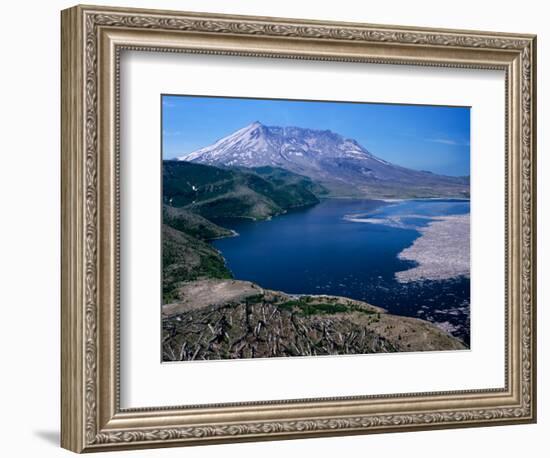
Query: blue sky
[[162, 95, 470, 176]]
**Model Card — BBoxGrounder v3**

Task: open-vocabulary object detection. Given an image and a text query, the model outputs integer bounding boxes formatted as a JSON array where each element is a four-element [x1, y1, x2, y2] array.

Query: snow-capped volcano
[[178, 122, 469, 198], [182, 121, 381, 168]]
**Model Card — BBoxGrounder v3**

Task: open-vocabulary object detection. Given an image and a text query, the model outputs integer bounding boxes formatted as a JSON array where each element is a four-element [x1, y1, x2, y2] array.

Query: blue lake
[[213, 199, 471, 344]]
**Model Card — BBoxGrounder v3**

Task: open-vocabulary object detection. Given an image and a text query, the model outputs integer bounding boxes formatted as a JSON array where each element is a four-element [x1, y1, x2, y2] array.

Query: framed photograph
[[61, 4, 537, 453]]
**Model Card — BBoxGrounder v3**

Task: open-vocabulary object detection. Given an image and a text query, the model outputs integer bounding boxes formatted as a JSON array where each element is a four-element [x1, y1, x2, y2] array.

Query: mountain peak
[[240, 121, 267, 133]]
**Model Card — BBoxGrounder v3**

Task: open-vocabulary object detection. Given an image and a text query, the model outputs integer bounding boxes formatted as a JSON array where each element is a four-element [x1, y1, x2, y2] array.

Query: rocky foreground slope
[[162, 279, 466, 361]]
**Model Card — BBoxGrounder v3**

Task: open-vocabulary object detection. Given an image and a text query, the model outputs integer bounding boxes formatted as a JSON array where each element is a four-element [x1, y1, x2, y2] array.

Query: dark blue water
[[213, 199, 470, 345]]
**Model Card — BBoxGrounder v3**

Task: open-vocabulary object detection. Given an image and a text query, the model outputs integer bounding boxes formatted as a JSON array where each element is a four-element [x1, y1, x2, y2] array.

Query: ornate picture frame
[[61, 4, 536, 453]]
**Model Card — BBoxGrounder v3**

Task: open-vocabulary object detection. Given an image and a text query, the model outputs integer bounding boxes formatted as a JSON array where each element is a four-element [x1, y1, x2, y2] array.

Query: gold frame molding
[[61, 4, 537, 453]]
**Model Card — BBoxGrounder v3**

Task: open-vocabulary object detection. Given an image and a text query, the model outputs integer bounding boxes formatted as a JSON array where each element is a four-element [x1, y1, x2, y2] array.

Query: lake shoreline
[[395, 213, 470, 283], [341, 199, 470, 284]]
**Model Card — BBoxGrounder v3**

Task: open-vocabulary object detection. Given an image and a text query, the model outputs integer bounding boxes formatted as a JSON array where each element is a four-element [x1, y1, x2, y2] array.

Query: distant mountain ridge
[[179, 122, 469, 198]]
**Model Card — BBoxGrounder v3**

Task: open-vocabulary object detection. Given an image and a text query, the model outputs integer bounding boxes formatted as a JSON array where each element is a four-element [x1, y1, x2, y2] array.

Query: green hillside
[[163, 161, 324, 220], [162, 224, 232, 303]]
